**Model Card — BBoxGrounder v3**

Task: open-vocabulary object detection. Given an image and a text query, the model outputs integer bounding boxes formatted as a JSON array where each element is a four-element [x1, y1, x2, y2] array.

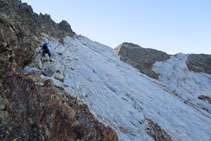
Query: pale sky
[[22, 0, 211, 54]]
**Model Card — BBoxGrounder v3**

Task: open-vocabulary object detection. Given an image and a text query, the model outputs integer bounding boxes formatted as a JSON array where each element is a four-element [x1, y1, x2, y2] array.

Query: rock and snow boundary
[[25, 35, 211, 141], [153, 54, 211, 116]]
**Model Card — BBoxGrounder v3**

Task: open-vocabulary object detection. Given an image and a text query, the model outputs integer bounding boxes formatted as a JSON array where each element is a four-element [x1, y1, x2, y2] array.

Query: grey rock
[[0, 0, 75, 42], [58, 20, 74, 36], [115, 42, 170, 79], [186, 54, 211, 74], [54, 72, 64, 82], [41, 62, 56, 77]]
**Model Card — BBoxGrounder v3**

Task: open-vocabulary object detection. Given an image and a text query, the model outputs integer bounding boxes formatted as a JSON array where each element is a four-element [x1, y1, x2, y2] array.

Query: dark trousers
[[42, 49, 51, 57]]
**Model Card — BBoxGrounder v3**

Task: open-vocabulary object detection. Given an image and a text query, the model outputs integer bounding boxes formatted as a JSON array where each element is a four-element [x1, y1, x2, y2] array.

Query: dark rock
[[0, 0, 75, 41], [0, 67, 119, 141], [0, 9, 38, 67], [43, 79, 54, 86], [59, 20, 74, 36], [145, 118, 172, 141], [198, 95, 211, 104], [24, 70, 42, 82], [186, 54, 211, 74], [39, 13, 53, 23], [0, 41, 7, 51], [42, 67, 55, 77], [115, 42, 170, 79]]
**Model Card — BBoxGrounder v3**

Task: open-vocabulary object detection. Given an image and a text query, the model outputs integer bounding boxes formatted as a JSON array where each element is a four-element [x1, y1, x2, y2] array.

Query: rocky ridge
[[115, 42, 211, 79], [187, 54, 211, 74], [115, 42, 170, 79], [0, 0, 75, 39]]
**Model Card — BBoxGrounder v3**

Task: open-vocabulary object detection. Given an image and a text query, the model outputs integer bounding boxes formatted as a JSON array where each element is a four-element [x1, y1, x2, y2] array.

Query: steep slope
[[0, 0, 118, 140], [27, 35, 211, 141]]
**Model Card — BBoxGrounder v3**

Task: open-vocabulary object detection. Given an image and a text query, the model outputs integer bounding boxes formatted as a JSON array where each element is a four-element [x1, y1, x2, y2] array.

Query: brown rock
[[24, 71, 42, 82], [0, 41, 7, 51], [0, 67, 119, 141], [145, 118, 172, 141]]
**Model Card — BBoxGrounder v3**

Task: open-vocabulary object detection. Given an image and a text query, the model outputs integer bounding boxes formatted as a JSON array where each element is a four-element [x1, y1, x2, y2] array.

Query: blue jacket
[[42, 42, 49, 50]]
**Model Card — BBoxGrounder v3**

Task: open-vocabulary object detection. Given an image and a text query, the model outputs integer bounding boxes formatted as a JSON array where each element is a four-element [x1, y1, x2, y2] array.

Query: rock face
[[115, 42, 170, 79], [186, 54, 211, 74], [0, 69, 118, 141], [0, 0, 118, 140], [58, 20, 73, 35], [145, 118, 172, 141]]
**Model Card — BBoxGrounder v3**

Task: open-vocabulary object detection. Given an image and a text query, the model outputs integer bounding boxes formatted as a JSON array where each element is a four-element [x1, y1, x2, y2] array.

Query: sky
[[22, 0, 211, 54]]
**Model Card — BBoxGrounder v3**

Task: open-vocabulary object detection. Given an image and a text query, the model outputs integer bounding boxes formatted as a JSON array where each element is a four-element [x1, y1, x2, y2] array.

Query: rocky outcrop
[[0, 0, 118, 140], [0, 67, 118, 141], [186, 54, 211, 74], [145, 119, 172, 141], [0, 11, 38, 68], [115, 42, 170, 79], [58, 20, 73, 34]]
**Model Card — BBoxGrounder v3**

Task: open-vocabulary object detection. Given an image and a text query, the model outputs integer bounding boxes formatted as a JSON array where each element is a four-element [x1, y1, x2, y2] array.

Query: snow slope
[[26, 35, 211, 141]]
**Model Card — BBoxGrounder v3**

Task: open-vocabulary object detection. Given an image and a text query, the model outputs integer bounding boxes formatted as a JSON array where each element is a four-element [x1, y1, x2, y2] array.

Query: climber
[[39, 42, 52, 61]]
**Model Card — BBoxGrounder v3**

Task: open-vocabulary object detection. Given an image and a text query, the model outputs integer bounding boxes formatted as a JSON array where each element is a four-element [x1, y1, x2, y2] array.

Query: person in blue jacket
[[39, 42, 52, 61]]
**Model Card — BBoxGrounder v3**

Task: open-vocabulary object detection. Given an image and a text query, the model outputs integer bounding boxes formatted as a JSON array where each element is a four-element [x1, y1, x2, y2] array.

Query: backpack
[[42, 42, 49, 50]]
